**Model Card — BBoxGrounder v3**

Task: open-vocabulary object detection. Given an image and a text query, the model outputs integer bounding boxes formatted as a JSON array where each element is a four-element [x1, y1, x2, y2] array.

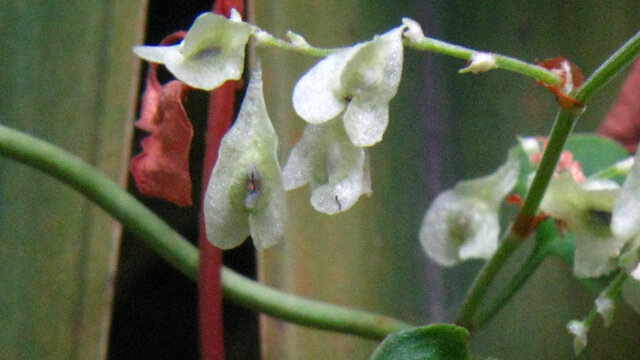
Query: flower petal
[[133, 44, 180, 64], [612, 148, 640, 241], [133, 12, 253, 90], [420, 191, 498, 266], [340, 26, 404, 102], [420, 150, 520, 266], [292, 46, 360, 124], [342, 99, 388, 147], [204, 65, 286, 249], [541, 174, 622, 277], [283, 120, 371, 214]]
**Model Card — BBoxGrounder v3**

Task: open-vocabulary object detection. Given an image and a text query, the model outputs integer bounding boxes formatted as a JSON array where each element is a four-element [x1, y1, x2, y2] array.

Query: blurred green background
[[1, 1, 639, 359]]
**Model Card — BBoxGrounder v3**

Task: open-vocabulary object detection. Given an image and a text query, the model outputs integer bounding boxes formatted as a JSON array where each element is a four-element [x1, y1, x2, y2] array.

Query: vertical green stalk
[[456, 28, 640, 331]]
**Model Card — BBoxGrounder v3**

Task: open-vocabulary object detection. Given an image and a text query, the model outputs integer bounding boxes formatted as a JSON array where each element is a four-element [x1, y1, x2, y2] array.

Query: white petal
[[342, 99, 388, 147], [249, 181, 287, 250], [310, 147, 370, 214], [204, 66, 286, 249], [292, 46, 359, 124], [133, 44, 180, 64], [595, 293, 615, 327], [567, 320, 588, 355], [420, 191, 498, 266], [612, 148, 640, 241], [455, 147, 521, 204], [282, 126, 319, 190], [340, 26, 404, 102], [572, 230, 623, 277], [284, 121, 371, 214]]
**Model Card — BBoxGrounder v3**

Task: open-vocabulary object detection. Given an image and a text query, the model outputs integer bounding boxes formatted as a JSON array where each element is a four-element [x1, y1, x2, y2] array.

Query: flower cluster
[[284, 25, 406, 214]]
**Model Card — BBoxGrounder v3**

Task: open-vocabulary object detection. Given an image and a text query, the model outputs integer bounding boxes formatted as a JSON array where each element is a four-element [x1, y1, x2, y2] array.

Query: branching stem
[[456, 29, 640, 332]]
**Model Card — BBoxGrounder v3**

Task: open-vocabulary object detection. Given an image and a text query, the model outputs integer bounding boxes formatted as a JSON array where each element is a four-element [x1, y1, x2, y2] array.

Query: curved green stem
[[0, 123, 413, 340], [222, 268, 413, 339], [456, 29, 640, 332]]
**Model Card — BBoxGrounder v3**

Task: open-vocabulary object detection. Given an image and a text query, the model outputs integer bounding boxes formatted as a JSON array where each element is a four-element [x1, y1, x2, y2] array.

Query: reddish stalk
[[198, 2, 245, 360]]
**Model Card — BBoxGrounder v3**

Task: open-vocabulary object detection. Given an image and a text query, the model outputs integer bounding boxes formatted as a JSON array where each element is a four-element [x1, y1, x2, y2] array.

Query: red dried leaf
[[537, 56, 584, 109], [598, 58, 640, 153], [131, 32, 194, 206]]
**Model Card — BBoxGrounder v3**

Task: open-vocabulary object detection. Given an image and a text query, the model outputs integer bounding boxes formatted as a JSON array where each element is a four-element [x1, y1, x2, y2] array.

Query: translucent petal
[[342, 99, 388, 147], [595, 292, 615, 327], [133, 12, 252, 90], [420, 191, 498, 266], [573, 230, 622, 277], [249, 181, 287, 250], [283, 121, 371, 214], [419, 150, 519, 266], [133, 44, 179, 63], [292, 46, 360, 124], [455, 147, 521, 204], [281, 126, 317, 190], [204, 66, 286, 249], [310, 148, 370, 214], [612, 148, 640, 241], [340, 26, 404, 102], [541, 174, 622, 277], [567, 320, 588, 356]]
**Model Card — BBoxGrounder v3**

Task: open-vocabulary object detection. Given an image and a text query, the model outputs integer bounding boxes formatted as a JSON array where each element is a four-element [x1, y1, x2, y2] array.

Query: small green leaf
[[369, 324, 471, 360], [565, 134, 629, 178]]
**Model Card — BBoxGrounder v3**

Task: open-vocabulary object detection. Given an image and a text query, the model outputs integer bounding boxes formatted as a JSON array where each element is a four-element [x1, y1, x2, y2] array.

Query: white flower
[[595, 292, 615, 327], [133, 9, 253, 90], [282, 120, 371, 215], [567, 320, 589, 355], [419, 149, 520, 266], [203, 66, 286, 250], [540, 174, 622, 277], [292, 26, 405, 147]]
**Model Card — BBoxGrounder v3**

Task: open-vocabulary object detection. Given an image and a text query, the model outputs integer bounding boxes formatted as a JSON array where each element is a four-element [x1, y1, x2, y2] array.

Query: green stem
[[403, 37, 561, 85], [252, 24, 561, 85], [473, 243, 547, 329], [455, 232, 522, 330], [456, 109, 578, 330], [253, 30, 342, 57], [0, 123, 413, 340], [576, 29, 640, 103], [222, 268, 413, 339], [583, 270, 628, 329], [456, 29, 640, 332]]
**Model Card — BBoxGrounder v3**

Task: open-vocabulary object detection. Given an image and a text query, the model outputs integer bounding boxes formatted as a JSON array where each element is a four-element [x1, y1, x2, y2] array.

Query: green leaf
[[565, 134, 629, 178], [369, 324, 471, 360]]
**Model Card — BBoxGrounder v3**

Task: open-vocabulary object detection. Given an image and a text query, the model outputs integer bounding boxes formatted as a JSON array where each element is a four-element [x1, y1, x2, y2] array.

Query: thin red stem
[[199, 2, 245, 360]]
